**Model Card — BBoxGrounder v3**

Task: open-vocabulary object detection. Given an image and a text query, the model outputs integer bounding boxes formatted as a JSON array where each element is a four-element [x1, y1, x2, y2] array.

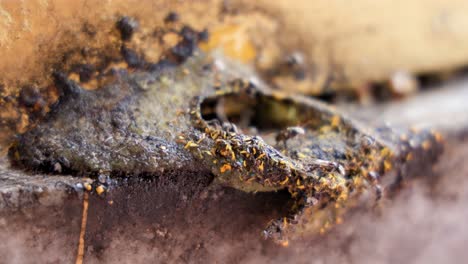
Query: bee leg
[[375, 184, 383, 201]]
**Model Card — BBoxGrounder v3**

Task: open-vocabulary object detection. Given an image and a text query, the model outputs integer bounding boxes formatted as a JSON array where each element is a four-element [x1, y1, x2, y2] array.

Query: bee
[[367, 171, 384, 201], [275, 126, 305, 149], [222, 122, 239, 133]]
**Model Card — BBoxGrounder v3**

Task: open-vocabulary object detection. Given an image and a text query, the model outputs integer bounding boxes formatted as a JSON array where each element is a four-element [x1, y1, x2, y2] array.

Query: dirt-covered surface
[[0, 137, 465, 263], [0, 79, 466, 263]]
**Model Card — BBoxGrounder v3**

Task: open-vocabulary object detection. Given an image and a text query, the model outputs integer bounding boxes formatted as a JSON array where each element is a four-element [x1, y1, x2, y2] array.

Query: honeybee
[[275, 126, 305, 148]]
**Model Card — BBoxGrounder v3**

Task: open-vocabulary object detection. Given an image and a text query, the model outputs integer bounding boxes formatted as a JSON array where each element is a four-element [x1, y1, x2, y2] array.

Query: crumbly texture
[[184, 80, 442, 242], [8, 42, 443, 243]]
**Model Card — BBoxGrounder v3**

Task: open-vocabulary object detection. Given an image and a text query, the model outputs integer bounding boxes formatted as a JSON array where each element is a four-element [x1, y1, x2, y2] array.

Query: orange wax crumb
[[220, 164, 232, 173]]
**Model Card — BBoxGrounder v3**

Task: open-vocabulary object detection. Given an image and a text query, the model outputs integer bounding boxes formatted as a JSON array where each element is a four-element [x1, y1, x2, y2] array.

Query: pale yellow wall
[[1, 0, 467, 87], [246, 0, 468, 84]]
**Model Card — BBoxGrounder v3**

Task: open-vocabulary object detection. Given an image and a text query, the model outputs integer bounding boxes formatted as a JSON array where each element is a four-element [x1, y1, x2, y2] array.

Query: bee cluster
[[180, 79, 442, 244]]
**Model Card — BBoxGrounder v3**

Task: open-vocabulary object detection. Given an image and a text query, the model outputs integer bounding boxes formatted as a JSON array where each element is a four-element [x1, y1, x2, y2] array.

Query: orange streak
[[76, 192, 89, 264]]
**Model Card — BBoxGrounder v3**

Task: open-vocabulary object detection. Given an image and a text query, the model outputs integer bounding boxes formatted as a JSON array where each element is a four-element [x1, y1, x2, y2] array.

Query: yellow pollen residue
[[380, 147, 391, 157], [422, 140, 431, 150], [258, 161, 264, 172], [331, 115, 341, 127], [220, 164, 232, 173], [432, 131, 443, 143], [280, 177, 289, 185], [384, 160, 392, 172], [83, 182, 92, 191], [353, 177, 363, 186], [184, 141, 199, 149], [296, 179, 303, 186], [220, 148, 231, 157], [199, 24, 256, 63], [96, 185, 105, 195], [319, 125, 332, 134], [196, 135, 206, 144], [297, 152, 306, 159], [210, 131, 219, 139]]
